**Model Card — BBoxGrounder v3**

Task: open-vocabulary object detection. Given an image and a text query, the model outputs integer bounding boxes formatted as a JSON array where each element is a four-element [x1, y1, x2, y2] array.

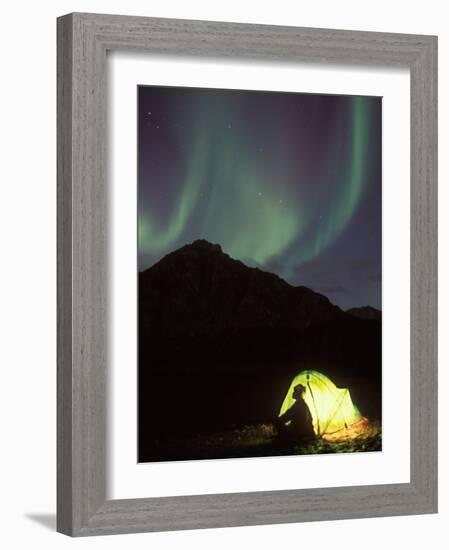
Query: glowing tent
[[279, 370, 362, 437]]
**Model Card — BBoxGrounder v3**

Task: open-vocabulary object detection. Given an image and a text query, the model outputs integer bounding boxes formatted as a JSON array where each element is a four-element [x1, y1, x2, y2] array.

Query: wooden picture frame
[[57, 12, 438, 536]]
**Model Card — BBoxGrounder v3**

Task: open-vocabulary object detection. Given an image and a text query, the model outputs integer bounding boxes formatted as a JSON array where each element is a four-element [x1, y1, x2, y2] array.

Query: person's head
[[292, 384, 306, 400]]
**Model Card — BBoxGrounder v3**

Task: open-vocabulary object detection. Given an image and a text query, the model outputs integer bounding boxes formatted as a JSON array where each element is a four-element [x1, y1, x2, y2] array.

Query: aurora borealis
[[138, 86, 381, 309]]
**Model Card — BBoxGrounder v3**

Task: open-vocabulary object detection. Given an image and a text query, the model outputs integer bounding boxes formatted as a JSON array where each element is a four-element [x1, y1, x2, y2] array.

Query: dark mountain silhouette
[[138, 240, 381, 461], [140, 239, 344, 367], [347, 305, 382, 321]]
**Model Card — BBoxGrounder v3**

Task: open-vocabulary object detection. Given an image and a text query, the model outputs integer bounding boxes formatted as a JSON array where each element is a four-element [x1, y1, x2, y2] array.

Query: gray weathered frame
[[57, 12, 438, 537]]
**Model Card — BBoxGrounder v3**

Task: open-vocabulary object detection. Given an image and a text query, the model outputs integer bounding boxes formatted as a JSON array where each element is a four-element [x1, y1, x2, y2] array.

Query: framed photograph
[[57, 12, 437, 536]]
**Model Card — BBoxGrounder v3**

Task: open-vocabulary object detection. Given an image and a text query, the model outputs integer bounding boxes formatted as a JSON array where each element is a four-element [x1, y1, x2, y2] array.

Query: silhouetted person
[[276, 384, 315, 442]]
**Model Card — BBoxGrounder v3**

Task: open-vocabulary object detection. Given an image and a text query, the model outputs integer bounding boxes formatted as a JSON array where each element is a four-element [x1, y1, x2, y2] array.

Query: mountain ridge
[[347, 305, 382, 321], [139, 239, 344, 344], [139, 239, 381, 370], [141, 239, 379, 313]]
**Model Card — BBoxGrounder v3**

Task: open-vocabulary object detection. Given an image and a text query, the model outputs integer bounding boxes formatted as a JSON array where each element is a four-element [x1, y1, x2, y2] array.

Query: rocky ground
[[142, 420, 382, 462]]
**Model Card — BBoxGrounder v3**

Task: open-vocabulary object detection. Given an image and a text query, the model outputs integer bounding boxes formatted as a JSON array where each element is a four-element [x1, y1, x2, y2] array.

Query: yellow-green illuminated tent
[[279, 370, 362, 437]]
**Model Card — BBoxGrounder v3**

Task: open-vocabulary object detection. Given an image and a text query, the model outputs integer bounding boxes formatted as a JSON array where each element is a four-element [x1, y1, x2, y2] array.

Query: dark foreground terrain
[[142, 421, 382, 462]]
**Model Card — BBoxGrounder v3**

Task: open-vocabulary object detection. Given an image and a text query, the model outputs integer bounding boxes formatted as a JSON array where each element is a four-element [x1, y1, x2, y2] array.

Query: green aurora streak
[[138, 95, 373, 272]]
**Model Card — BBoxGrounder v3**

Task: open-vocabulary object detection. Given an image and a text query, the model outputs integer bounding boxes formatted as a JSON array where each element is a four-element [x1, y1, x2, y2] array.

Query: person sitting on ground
[[276, 384, 316, 442]]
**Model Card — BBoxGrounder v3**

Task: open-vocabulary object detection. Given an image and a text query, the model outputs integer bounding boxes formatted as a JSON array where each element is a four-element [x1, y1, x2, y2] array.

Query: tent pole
[[307, 381, 320, 436]]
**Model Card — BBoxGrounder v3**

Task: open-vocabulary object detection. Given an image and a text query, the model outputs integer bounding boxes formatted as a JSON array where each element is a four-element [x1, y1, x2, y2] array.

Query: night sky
[[138, 86, 381, 310]]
